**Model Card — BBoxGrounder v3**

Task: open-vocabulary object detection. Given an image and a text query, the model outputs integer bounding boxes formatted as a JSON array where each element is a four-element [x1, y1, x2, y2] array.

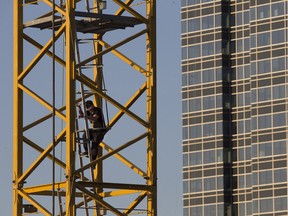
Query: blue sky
[[0, 1, 182, 215]]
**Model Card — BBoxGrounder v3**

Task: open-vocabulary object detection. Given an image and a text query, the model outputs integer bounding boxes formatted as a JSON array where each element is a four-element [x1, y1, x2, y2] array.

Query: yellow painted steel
[[13, 0, 157, 215], [146, 1, 157, 215], [65, 0, 77, 215], [13, 0, 23, 215]]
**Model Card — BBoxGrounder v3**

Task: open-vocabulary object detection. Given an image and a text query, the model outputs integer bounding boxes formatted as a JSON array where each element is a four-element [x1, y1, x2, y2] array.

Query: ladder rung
[[77, 38, 99, 43], [80, 64, 103, 69]]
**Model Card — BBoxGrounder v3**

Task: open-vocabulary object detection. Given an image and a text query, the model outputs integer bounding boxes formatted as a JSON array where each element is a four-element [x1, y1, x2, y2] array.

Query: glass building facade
[[181, 0, 288, 215]]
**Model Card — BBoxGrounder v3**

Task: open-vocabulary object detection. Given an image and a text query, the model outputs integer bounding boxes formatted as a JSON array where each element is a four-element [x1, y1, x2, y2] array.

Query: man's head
[[85, 100, 94, 109]]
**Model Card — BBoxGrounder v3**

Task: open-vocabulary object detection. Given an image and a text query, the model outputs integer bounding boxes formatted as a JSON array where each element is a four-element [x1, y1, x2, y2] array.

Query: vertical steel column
[[146, 0, 157, 215], [65, 1, 76, 215], [12, 0, 23, 215]]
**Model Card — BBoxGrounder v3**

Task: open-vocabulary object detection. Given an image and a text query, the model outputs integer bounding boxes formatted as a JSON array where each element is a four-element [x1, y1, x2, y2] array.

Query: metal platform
[[24, 11, 143, 34]]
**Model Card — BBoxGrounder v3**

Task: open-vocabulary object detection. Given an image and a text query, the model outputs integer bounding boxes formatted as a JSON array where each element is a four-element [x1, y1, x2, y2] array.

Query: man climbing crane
[[77, 100, 106, 161]]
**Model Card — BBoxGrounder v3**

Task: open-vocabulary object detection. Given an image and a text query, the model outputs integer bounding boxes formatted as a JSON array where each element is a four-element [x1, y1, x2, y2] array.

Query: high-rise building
[[181, 1, 288, 215]]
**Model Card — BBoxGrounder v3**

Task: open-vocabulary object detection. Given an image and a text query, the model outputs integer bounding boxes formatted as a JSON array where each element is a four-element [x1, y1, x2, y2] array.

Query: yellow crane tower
[[13, 0, 156, 215]]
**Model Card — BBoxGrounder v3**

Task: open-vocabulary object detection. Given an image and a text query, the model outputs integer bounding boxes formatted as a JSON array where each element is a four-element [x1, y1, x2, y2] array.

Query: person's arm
[[76, 104, 84, 118]]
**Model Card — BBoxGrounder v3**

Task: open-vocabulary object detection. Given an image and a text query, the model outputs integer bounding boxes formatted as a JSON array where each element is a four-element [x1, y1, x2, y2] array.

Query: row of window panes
[[232, 10, 250, 26], [233, 140, 287, 161], [231, 65, 251, 80], [251, 57, 285, 75], [249, 2, 285, 21], [251, 112, 286, 130], [244, 85, 285, 104], [181, 0, 217, 7], [252, 168, 287, 185], [181, 14, 221, 33], [250, 85, 287, 106], [234, 168, 287, 188], [231, 37, 250, 53], [183, 176, 223, 194], [253, 197, 287, 213], [235, 118, 250, 134], [237, 174, 252, 188], [181, 2, 285, 22], [234, 146, 252, 161], [185, 198, 286, 215], [235, 92, 251, 107], [250, 29, 285, 48], [183, 149, 223, 166], [183, 204, 224, 216], [182, 41, 222, 59], [182, 68, 222, 86], [182, 95, 222, 113], [183, 122, 223, 139], [235, 112, 286, 133], [252, 140, 287, 158]]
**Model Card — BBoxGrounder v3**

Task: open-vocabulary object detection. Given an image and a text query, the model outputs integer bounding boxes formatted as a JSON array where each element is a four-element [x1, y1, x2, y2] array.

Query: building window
[[238, 147, 245, 161], [258, 115, 271, 129], [257, 5, 270, 20], [190, 179, 202, 192], [202, 69, 214, 83], [274, 197, 287, 211], [272, 57, 285, 72], [258, 87, 271, 102], [189, 98, 201, 112], [272, 85, 285, 99], [183, 127, 188, 140], [253, 200, 258, 214], [202, 15, 214, 30], [257, 32, 270, 47], [238, 175, 245, 188], [183, 153, 188, 166], [239, 203, 245, 216], [190, 151, 202, 165], [182, 100, 188, 113], [203, 123, 215, 137], [204, 204, 216, 216], [181, 20, 187, 33], [191, 206, 202, 216], [188, 45, 201, 59], [189, 71, 201, 85], [272, 2, 284, 17], [259, 142, 272, 157], [188, 0, 200, 6], [183, 207, 189, 216], [259, 170, 272, 185], [260, 198, 273, 213], [257, 59, 271, 74], [217, 176, 223, 189], [188, 18, 201, 32], [183, 180, 188, 193], [272, 30, 285, 44], [203, 96, 215, 110], [204, 177, 216, 191], [237, 121, 244, 134], [246, 174, 252, 188], [203, 150, 215, 164], [202, 42, 215, 56], [273, 113, 286, 127], [274, 169, 287, 183], [182, 47, 188, 60], [273, 140, 286, 155]]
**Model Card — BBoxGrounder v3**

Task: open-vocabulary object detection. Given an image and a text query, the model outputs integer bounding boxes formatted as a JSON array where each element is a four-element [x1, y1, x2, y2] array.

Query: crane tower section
[[13, 0, 156, 215]]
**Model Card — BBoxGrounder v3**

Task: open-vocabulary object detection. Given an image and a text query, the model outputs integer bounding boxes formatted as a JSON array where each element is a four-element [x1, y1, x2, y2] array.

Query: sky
[[0, 1, 182, 215]]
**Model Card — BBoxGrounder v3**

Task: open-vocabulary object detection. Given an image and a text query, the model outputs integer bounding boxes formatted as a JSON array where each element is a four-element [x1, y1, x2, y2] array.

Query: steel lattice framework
[[13, 0, 156, 215]]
